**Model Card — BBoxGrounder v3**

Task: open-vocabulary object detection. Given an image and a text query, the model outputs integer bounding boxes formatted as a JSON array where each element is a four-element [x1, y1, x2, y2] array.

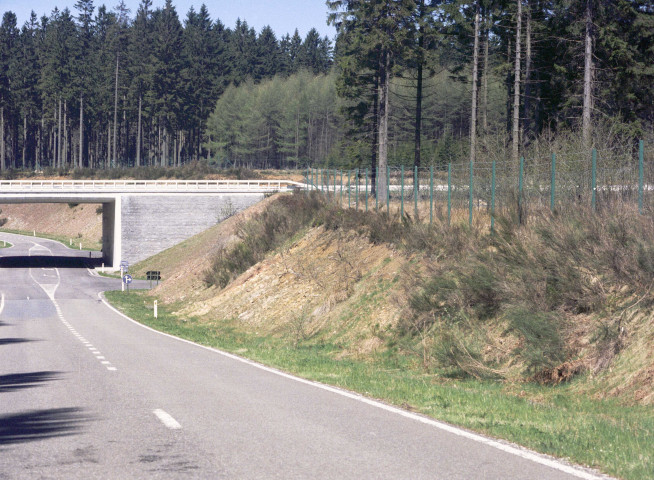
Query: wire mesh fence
[[307, 140, 653, 229]]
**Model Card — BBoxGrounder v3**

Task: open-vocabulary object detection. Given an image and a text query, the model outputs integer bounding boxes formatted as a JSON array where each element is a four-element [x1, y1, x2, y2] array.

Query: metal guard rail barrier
[[0, 179, 307, 192]]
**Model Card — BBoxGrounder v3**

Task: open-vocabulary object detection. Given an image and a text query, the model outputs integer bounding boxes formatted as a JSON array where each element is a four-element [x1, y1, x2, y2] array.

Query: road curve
[[0, 232, 610, 479]]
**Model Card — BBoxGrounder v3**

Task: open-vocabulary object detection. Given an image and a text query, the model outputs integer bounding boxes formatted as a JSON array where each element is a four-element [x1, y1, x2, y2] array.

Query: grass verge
[[0, 228, 101, 251], [106, 289, 652, 480]]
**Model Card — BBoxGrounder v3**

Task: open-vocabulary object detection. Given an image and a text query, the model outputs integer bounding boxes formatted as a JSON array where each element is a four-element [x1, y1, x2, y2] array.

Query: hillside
[[0, 202, 102, 250], [128, 193, 652, 405]]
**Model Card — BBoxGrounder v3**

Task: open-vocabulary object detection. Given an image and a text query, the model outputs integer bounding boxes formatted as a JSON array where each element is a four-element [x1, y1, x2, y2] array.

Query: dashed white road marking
[[153, 409, 182, 430], [28, 241, 118, 372], [0, 293, 4, 316]]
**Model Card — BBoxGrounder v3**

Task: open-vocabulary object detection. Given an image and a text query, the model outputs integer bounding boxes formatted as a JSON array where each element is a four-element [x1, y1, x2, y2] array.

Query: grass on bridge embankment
[[107, 289, 651, 480], [104, 192, 653, 480]]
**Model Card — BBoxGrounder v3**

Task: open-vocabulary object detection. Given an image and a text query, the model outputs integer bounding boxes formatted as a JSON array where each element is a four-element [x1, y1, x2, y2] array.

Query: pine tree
[[329, 0, 415, 202]]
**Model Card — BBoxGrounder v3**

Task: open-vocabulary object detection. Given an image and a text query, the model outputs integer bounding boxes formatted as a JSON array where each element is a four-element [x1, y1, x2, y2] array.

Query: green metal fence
[[306, 141, 654, 228]]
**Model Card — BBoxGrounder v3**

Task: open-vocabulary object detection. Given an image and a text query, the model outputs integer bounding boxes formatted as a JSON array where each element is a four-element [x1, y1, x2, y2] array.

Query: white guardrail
[[0, 179, 307, 193]]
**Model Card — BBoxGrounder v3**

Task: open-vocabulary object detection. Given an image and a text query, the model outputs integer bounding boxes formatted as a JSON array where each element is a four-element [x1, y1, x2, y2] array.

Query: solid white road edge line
[[153, 409, 182, 430], [98, 292, 611, 480]]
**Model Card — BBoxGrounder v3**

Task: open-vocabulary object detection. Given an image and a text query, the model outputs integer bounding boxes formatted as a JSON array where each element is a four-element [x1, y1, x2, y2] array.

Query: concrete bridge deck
[[0, 180, 305, 269]]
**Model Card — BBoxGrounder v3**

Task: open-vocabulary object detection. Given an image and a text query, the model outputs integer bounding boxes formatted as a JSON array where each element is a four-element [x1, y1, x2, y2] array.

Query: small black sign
[[146, 271, 161, 283]]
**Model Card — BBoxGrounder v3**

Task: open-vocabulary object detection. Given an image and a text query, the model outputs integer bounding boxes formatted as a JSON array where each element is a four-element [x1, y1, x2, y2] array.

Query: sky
[[1, 0, 336, 39]]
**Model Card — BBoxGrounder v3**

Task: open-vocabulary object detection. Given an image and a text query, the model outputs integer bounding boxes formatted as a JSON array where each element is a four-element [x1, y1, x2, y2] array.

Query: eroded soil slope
[[0, 203, 102, 249]]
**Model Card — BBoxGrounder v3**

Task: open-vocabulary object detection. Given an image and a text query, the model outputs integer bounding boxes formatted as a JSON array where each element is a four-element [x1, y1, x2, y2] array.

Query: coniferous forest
[[0, 0, 652, 173]]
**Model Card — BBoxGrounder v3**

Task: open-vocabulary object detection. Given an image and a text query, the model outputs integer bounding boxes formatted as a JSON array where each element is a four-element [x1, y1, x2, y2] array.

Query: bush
[[204, 192, 326, 288], [505, 307, 566, 374]]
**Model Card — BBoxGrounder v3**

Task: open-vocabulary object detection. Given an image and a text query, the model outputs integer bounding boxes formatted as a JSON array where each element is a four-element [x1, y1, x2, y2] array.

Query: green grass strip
[[105, 290, 652, 480]]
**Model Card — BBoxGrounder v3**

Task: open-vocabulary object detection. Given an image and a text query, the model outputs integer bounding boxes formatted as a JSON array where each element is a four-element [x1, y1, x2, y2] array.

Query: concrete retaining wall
[[118, 193, 264, 266]]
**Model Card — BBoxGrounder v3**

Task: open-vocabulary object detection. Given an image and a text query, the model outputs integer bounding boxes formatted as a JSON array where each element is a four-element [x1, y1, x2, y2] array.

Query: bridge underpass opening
[[0, 199, 118, 268]]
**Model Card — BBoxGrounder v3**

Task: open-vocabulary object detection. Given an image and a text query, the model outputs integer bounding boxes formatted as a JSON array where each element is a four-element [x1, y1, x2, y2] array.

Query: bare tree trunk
[[482, 18, 489, 134], [371, 72, 379, 196], [582, 0, 593, 149], [38, 115, 43, 169], [1, 106, 5, 171], [63, 101, 68, 168], [470, 2, 481, 165], [57, 98, 62, 168], [22, 115, 27, 169], [295, 110, 300, 163], [107, 122, 111, 169], [414, 0, 425, 180], [512, 0, 522, 164], [505, 38, 512, 134], [377, 48, 390, 204], [158, 120, 162, 166], [113, 54, 119, 168], [522, 1, 533, 145], [177, 131, 182, 166], [79, 94, 84, 169], [136, 94, 142, 167]]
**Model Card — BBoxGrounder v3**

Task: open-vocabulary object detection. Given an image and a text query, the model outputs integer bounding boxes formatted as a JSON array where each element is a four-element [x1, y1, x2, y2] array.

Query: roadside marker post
[[154, 300, 158, 319]]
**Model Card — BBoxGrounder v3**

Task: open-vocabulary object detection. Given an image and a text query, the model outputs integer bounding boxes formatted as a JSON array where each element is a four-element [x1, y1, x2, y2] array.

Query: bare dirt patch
[[0, 203, 102, 249]]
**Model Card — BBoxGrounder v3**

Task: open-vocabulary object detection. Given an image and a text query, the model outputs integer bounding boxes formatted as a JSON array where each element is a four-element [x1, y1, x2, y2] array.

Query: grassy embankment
[[106, 192, 653, 480]]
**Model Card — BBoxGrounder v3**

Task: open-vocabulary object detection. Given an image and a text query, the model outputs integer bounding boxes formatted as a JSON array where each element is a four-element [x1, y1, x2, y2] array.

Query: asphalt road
[[0, 233, 609, 479]]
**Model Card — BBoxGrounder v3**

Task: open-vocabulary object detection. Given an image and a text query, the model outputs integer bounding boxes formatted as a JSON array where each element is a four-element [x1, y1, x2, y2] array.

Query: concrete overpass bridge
[[0, 179, 304, 269]]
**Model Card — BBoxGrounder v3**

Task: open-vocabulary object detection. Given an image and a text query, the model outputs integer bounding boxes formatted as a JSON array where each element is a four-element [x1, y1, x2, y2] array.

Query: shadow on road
[[0, 408, 90, 445], [0, 371, 63, 393], [0, 338, 38, 346], [0, 255, 103, 269]]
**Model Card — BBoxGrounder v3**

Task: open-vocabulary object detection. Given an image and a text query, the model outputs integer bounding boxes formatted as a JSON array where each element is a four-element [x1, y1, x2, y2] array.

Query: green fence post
[[447, 163, 452, 226], [491, 160, 496, 233], [518, 157, 524, 225], [401, 165, 405, 218], [591, 148, 597, 211], [429, 165, 434, 225], [365, 168, 369, 211], [386, 165, 390, 213], [340, 169, 343, 204], [414, 165, 418, 218], [639, 140, 644, 214], [550, 153, 556, 212], [375, 170, 379, 210], [469, 161, 473, 227], [348, 170, 351, 208], [355, 168, 359, 210]]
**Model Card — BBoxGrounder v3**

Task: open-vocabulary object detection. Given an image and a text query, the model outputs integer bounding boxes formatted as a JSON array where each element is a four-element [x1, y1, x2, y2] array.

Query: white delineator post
[[154, 300, 158, 319]]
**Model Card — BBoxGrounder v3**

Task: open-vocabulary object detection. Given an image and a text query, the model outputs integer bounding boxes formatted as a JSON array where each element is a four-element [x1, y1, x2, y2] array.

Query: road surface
[[0, 232, 608, 479]]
